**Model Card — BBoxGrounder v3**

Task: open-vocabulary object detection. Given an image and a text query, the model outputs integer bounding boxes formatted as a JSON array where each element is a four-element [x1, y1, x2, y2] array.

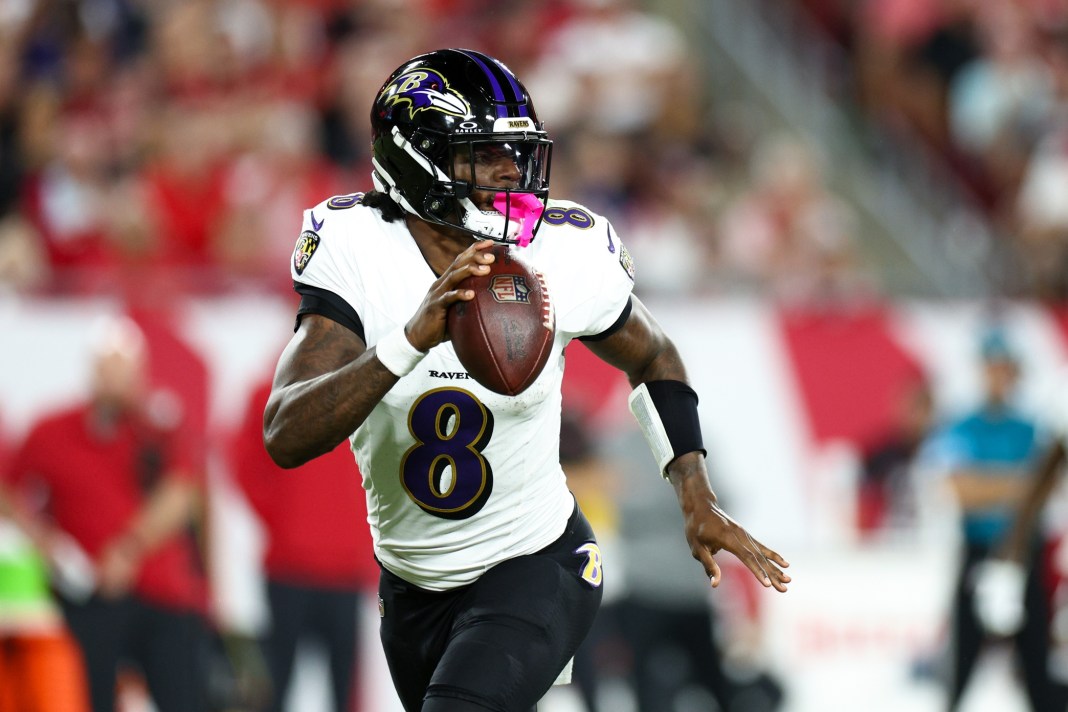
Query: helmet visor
[[449, 138, 552, 195]]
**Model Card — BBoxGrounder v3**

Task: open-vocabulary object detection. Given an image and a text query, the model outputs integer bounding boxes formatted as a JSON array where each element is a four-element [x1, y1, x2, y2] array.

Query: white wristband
[[627, 383, 674, 478], [376, 327, 426, 377]]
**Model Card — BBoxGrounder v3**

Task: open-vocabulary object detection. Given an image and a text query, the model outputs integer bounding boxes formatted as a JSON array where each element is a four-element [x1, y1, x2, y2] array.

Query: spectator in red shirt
[[2, 317, 210, 712], [230, 379, 377, 712]]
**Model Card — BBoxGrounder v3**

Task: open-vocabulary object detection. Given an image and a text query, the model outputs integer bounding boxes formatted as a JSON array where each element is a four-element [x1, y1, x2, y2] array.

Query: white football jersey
[[290, 194, 635, 590]]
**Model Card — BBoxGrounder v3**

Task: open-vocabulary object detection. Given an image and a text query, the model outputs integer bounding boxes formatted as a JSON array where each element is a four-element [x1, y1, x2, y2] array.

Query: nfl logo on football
[[490, 275, 530, 304]]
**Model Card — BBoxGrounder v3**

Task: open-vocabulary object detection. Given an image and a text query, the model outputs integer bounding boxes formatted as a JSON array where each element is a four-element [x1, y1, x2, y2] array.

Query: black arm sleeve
[[578, 297, 633, 342], [645, 380, 706, 464], [293, 282, 365, 341]]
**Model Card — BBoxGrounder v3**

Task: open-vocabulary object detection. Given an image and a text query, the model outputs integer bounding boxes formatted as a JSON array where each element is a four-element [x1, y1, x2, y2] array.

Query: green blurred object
[[0, 523, 60, 625], [0, 530, 51, 604]]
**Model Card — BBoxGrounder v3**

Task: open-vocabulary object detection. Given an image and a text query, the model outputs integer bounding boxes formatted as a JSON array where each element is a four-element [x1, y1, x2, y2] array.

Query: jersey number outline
[[327, 192, 365, 210], [400, 388, 494, 520]]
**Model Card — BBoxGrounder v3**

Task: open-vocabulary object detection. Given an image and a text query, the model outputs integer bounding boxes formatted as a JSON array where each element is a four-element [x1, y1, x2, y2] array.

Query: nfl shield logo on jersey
[[490, 275, 530, 304], [293, 230, 321, 275]]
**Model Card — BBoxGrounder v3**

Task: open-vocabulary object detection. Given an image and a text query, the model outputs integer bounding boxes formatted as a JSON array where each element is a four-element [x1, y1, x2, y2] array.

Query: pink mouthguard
[[493, 192, 544, 248]]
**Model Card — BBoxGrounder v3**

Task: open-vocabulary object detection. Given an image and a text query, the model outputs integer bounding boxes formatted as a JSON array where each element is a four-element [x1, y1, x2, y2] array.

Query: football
[[447, 245, 555, 396]]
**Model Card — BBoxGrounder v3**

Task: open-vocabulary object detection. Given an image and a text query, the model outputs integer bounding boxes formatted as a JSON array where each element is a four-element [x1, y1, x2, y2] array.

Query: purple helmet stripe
[[456, 50, 529, 119], [457, 50, 507, 117], [499, 68, 530, 118]]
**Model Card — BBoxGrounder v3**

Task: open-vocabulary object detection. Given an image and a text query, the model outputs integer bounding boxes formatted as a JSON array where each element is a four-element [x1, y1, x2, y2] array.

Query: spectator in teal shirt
[[922, 329, 1062, 711]]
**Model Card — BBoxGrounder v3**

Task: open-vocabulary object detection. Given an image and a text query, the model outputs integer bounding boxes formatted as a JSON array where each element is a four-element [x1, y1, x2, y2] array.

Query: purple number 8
[[542, 207, 594, 229], [399, 388, 494, 520]]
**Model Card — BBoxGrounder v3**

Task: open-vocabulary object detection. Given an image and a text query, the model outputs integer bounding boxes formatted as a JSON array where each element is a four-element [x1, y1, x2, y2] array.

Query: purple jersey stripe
[[457, 50, 528, 119]]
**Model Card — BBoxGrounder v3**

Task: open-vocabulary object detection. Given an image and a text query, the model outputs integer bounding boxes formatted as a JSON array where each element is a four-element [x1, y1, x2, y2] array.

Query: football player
[[263, 48, 790, 712]]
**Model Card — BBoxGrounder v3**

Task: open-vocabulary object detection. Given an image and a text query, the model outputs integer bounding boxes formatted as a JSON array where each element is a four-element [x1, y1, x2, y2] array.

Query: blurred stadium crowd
[[6, 0, 1068, 303], [800, 0, 1068, 298], [6, 0, 1068, 711], [0, 0, 878, 305]]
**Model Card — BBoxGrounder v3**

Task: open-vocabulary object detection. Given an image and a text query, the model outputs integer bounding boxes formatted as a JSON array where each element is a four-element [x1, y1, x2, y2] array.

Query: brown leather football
[[447, 245, 555, 396]]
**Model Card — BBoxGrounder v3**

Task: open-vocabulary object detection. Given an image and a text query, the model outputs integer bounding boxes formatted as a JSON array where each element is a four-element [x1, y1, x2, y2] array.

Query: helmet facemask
[[441, 136, 551, 247], [372, 126, 552, 247]]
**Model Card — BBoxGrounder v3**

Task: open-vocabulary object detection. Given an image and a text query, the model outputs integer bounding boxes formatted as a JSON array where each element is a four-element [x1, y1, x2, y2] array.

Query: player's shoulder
[[535, 198, 634, 281], [305, 192, 383, 233], [293, 192, 390, 278], [535, 198, 616, 251]]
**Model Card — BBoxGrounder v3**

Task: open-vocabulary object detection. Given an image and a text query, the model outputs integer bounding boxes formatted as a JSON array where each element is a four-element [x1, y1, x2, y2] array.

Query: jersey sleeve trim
[[293, 282, 366, 341], [577, 297, 632, 342]]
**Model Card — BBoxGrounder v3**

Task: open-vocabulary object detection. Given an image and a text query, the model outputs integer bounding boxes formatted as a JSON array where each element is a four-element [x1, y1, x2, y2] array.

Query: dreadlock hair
[[362, 190, 406, 223]]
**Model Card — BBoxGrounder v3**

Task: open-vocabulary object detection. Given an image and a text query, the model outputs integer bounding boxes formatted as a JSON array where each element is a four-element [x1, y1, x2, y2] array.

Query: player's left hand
[[669, 454, 791, 592]]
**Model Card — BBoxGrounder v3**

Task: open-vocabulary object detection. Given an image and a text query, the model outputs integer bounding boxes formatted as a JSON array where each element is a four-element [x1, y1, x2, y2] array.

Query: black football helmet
[[370, 49, 552, 246]]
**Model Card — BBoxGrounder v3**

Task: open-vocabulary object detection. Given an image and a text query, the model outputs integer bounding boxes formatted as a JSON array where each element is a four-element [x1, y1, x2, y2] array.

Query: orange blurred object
[[0, 631, 91, 712]]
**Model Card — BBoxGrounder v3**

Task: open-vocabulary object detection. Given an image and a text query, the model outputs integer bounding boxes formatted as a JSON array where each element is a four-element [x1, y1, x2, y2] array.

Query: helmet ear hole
[[411, 131, 442, 160], [425, 197, 447, 216]]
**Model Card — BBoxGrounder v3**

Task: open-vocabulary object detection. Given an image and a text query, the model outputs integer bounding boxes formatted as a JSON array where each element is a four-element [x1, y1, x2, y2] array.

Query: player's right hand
[[405, 240, 497, 352]]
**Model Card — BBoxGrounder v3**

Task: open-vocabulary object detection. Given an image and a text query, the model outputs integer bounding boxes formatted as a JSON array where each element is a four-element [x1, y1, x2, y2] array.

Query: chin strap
[[493, 192, 544, 247]]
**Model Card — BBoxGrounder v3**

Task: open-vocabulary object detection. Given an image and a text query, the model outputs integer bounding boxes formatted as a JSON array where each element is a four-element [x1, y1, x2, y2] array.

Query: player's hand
[[405, 240, 497, 352], [669, 454, 791, 592]]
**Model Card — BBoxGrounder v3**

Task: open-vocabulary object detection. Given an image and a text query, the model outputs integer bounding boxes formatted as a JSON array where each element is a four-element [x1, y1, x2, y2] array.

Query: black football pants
[[378, 503, 603, 712]]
